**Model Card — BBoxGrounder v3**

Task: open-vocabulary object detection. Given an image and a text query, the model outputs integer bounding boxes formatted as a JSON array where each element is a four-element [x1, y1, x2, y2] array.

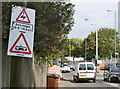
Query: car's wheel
[[76, 77, 79, 83], [109, 76, 112, 83], [23, 48, 25, 51], [24, 48, 27, 51], [104, 76, 107, 81], [15, 47, 19, 50], [68, 71, 70, 73], [104, 77, 106, 81], [73, 76, 75, 81], [93, 78, 96, 83]]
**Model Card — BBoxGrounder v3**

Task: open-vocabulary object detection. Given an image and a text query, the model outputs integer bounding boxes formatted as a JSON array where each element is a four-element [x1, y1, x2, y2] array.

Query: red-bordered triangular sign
[[16, 9, 30, 23], [9, 33, 31, 54]]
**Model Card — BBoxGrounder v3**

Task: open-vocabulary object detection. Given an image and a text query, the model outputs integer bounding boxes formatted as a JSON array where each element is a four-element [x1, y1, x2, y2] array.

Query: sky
[[68, 0, 119, 40]]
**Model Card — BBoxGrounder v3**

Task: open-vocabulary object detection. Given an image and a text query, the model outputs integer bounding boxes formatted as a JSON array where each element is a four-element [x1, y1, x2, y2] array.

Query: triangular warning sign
[[9, 33, 31, 54], [16, 9, 30, 23]]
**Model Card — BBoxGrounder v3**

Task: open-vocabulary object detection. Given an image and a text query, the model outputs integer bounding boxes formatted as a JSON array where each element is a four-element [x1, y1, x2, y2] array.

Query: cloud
[[70, 0, 119, 3], [69, 1, 118, 39]]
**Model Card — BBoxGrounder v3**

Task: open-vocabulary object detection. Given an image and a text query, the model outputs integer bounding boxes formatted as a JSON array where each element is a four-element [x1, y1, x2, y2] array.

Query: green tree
[[81, 28, 120, 60], [70, 38, 83, 57], [2, 2, 75, 61], [64, 38, 83, 57], [2, 2, 75, 87], [98, 28, 119, 59]]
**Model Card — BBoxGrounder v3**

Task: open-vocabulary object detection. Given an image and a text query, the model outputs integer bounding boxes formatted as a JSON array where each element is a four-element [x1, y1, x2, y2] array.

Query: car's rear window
[[79, 64, 86, 70], [111, 67, 120, 72], [64, 64, 68, 66], [87, 64, 94, 70]]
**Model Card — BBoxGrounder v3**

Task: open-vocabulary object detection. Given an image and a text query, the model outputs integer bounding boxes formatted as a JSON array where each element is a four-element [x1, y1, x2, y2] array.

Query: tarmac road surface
[[59, 70, 120, 89]]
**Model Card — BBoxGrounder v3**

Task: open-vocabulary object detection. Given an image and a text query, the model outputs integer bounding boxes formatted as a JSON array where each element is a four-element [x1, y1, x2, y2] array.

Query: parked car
[[73, 62, 96, 83], [60, 63, 70, 73], [103, 67, 120, 82], [15, 46, 27, 51], [57, 60, 61, 66], [98, 63, 115, 70], [116, 63, 120, 68], [53, 63, 57, 66], [98, 64, 106, 70], [105, 63, 115, 68], [68, 62, 73, 70]]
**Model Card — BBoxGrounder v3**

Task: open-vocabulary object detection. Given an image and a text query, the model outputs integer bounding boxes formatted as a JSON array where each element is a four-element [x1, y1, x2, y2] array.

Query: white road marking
[[103, 82, 119, 87]]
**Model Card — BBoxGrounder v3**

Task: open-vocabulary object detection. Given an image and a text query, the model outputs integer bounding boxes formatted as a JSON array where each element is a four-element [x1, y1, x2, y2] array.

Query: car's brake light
[[94, 72, 96, 75], [77, 73, 79, 76]]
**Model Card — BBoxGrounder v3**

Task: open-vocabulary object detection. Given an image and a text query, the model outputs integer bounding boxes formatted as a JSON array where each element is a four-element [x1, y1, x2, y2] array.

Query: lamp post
[[85, 19, 98, 65], [69, 38, 71, 57], [107, 9, 117, 66], [85, 39, 87, 62]]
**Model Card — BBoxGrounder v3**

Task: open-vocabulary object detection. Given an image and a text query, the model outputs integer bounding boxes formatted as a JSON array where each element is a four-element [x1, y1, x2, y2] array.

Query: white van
[[73, 62, 96, 83]]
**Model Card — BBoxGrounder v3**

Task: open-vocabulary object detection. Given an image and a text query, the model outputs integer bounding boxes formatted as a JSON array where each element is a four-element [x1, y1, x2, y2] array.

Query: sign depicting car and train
[[7, 6, 35, 58]]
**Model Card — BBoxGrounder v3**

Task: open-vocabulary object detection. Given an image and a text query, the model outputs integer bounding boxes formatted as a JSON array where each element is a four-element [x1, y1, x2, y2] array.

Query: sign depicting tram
[[7, 6, 35, 58]]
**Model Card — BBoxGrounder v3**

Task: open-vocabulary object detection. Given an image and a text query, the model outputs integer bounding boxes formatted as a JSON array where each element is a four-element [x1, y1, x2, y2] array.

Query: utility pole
[[96, 23, 98, 65], [85, 18, 98, 64]]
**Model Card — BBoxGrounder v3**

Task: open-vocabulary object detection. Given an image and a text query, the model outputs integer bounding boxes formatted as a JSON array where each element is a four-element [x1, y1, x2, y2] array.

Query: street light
[[106, 9, 113, 12], [85, 19, 98, 65], [69, 38, 71, 57], [85, 39, 87, 62], [67, 35, 71, 57], [106, 9, 117, 66]]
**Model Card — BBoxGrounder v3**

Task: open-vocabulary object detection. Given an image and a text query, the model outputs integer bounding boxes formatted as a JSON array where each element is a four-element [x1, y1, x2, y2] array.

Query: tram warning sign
[[7, 6, 35, 58]]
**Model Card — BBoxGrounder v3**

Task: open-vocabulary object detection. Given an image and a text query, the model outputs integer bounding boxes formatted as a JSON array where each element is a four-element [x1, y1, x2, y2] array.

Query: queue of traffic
[[57, 61, 120, 83]]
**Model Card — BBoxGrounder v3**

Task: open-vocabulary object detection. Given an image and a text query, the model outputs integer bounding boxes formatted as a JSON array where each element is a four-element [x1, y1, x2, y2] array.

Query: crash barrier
[[47, 73, 60, 89]]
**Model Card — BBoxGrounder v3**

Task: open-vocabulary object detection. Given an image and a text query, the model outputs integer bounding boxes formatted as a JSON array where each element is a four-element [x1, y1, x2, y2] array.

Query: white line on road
[[103, 82, 119, 87]]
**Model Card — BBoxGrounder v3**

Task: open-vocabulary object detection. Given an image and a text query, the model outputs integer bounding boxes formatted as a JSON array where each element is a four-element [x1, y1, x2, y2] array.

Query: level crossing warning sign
[[7, 6, 35, 58]]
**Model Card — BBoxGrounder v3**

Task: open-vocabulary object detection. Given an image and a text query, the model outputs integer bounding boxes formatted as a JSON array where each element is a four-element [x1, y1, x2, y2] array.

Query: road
[[59, 70, 120, 88]]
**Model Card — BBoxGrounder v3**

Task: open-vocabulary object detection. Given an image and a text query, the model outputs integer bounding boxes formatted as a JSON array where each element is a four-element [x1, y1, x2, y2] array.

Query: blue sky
[[68, 0, 119, 40]]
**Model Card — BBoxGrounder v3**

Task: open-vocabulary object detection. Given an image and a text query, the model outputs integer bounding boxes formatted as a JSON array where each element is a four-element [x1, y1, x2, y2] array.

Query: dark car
[[103, 67, 120, 82], [15, 46, 27, 51], [116, 63, 120, 68], [105, 63, 115, 68]]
